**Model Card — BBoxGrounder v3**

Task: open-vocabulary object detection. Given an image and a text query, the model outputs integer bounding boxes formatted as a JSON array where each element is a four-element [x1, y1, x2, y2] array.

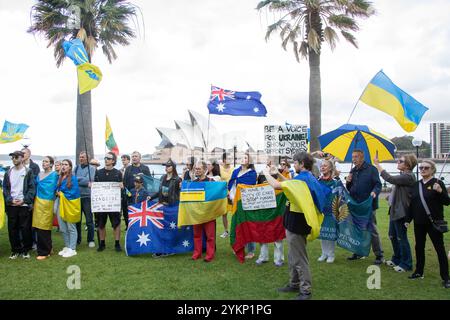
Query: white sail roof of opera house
[[155, 109, 253, 151]]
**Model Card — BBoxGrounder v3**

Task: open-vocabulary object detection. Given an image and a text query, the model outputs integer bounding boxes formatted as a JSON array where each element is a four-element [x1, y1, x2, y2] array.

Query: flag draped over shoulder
[[58, 176, 81, 224], [207, 85, 267, 117], [142, 174, 161, 195], [33, 172, 58, 230], [178, 181, 227, 227], [360, 70, 428, 132], [105, 116, 119, 155], [0, 188, 5, 229], [0, 120, 29, 144], [63, 39, 102, 95], [230, 184, 287, 263], [125, 200, 194, 256]]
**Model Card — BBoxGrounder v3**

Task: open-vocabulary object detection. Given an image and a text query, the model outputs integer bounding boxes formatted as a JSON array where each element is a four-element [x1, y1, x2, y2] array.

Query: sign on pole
[[264, 124, 308, 156], [240, 185, 277, 211], [91, 182, 121, 213]]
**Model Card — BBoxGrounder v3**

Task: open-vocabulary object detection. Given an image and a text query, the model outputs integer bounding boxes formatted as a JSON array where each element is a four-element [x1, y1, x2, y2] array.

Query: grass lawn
[[0, 199, 449, 300]]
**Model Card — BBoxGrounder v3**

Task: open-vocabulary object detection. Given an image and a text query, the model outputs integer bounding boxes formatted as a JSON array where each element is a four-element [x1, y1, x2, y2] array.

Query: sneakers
[[408, 273, 424, 279], [9, 253, 19, 260], [317, 255, 327, 262], [274, 261, 284, 267], [220, 231, 229, 238], [443, 280, 450, 288], [58, 247, 69, 256], [278, 285, 300, 293], [394, 266, 406, 272], [245, 252, 255, 260], [62, 248, 77, 258], [385, 260, 396, 267], [88, 241, 96, 248], [21, 252, 30, 259], [347, 254, 365, 261], [255, 258, 269, 265], [326, 256, 335, 263], [374, 256, 385, 265], [292, 293, 312, 300]]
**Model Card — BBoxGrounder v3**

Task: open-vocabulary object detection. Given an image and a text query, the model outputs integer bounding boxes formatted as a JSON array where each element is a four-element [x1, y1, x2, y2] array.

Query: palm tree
[[257, 0, 374, 151], [28, 0, 141, 161]]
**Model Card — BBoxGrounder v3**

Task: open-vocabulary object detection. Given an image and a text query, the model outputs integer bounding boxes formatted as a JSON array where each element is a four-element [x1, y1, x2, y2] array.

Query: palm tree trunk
[[76, 90, 94, 164], [308, 49, 321, 152]]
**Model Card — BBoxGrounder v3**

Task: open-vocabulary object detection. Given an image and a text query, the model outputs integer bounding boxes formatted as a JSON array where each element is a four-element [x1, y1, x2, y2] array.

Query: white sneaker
[[326, 256, 335, 263], [220, 231, 229, 238], [62, 249, 77, 258], [88, 241, 95, 248], [385, 260, 396, 267], [394, 265, 406, 272], [317, 255, 327, 262], [58, 247, 69, 256]]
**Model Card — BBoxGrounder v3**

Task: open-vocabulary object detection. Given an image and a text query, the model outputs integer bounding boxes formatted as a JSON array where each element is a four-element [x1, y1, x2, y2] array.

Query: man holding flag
[[262, 152, 326, 300]]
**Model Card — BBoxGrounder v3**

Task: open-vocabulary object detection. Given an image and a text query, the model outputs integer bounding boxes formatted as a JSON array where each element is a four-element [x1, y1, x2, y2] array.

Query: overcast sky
[[0, 0, 449, 157]]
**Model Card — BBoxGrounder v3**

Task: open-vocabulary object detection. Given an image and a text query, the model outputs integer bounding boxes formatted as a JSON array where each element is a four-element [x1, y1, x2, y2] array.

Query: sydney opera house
[[148, 109, 268, 164]]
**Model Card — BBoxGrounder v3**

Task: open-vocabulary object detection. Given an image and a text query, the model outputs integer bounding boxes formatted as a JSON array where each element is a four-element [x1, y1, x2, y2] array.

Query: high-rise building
[[430, 122, 450, 159]]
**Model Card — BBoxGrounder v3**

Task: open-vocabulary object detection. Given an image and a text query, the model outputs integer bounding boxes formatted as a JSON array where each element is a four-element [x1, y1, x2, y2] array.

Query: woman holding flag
[[56, 159, 81, 258], [33, 156, 58, 260], [228, 153, 257, 259]]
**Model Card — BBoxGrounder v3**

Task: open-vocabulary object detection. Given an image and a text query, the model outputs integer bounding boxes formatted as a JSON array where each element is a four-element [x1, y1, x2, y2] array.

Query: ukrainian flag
[[0, 188, 5, 229], [32, 172, 58, 230], [280, 179, 324, 241], [0, 120, 29, 144], [77, 62, 102, 95], [178, 181, 227, 227], [59, 176, 81, 224], [360, 70, 428, 132]]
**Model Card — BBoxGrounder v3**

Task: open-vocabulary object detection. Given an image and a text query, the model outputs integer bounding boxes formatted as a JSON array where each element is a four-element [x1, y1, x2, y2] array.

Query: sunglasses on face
[[11, 156, 19, 160], [419, 166, 431, 171], [397, 159, 405, 163], [104, 157, 113, 160]]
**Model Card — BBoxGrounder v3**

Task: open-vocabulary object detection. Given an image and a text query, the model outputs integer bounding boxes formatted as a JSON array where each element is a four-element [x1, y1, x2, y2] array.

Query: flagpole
[[347, 70, 381, 124], [206, 113, 211, 158]]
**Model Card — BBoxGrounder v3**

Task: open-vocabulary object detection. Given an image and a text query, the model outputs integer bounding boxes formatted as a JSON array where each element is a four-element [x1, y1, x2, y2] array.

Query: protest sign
[[264, 124, 308, 156], [240, 185, 277, 211], [91, 182, 121, 212]]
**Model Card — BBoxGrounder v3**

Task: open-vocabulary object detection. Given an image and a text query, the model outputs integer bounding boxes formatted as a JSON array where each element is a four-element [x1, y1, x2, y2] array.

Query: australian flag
[[207, 85, 267, 117], [125, 200, 194, 256]]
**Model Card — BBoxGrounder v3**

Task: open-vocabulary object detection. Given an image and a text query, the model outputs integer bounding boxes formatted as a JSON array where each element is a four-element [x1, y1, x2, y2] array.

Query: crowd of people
[[1, 146, 449, 299]]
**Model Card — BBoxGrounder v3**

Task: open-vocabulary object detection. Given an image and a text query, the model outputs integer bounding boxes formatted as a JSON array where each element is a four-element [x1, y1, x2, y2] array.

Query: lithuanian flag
[[178, 181, 227, 227], [105, 116, 119, 155], [230, 184, 287, 263]]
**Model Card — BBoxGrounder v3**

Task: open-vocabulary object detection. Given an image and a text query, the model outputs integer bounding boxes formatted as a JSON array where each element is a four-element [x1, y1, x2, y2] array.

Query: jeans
[[76, 197, 94, 243], [389, 218, 412, 270], [258, 241, 284, 263], [246, 242, 256, 254], [370, 210, 384, 257], [58, 213, 78, 250]]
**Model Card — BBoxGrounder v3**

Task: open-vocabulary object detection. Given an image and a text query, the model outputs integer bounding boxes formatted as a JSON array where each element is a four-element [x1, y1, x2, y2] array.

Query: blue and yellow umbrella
[[318, 124, 396, 164]]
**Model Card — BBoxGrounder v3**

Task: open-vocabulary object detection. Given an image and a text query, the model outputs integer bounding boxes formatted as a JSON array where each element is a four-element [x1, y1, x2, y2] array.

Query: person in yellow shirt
[[219, 153, 233, 238]]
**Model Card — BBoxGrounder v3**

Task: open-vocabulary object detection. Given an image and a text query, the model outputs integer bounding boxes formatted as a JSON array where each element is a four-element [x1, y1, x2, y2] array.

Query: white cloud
[[0, 0, 449, 157]]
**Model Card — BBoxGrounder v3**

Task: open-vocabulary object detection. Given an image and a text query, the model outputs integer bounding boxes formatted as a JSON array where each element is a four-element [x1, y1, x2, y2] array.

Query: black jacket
[[123, 164, 151, 191], [406, 178, 450, 224], [2, 166, 36, 206], [27, 159, 40, 178], [346, 161, 382, 210], [153, 174, 181, 205]]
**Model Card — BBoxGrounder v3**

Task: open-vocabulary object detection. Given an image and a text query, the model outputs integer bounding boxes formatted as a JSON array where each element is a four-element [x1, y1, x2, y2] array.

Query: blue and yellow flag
[[33, 172, 58, 231], [178, 181, 227, 227], [77, 62, 102, 95], [62, 39, 89, 66], [360, 70, 428, 132], [0, 120, 29, 144], [0, 187, 5, 229], [58, 175, 81, 223]]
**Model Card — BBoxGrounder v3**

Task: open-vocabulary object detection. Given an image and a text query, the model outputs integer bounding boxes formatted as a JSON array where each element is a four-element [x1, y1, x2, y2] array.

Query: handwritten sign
[[264, 124, 308, 156], [240, 185, 277, 211], [91, 182, 121, 213]]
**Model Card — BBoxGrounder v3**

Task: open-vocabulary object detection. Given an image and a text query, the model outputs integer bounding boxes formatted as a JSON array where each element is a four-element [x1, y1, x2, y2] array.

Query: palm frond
[[341, 30, 358, 48], [323, 26, 338, 50], [328, 14, 359, 31], [307, 27, 320, 53]]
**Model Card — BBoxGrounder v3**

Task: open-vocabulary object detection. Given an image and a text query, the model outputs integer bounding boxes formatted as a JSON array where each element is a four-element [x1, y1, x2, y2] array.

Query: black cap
[[134, 175, 144, 183], [163, 159, 176, 167], [9, 151, 24, 157]]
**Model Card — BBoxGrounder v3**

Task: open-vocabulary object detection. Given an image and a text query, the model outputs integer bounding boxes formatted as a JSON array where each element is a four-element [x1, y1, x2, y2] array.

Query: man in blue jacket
[[74, 151, 97, 248], [345, 149, 383, 264]]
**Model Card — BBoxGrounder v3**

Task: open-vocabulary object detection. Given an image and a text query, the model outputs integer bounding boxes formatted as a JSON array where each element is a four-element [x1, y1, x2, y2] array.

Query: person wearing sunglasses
[[2, 151, 36, 260], [405, 160, 450, 288], [94, 152, 123, 252], [374, 154, 417, 273]]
